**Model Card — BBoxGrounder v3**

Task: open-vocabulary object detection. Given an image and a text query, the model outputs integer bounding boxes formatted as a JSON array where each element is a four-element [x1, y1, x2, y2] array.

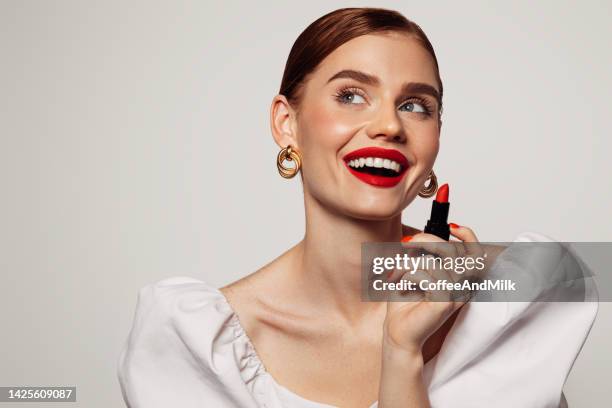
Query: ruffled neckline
[[211, 286, 379, 408]]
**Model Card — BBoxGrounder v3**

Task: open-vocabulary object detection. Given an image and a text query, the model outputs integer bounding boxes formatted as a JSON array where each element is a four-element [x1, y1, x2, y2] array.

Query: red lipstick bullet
[[435, 183, 449, 203]]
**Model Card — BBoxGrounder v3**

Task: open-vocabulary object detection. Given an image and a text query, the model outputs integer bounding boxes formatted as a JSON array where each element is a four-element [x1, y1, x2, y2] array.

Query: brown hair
[[279, 7, 443, 116]]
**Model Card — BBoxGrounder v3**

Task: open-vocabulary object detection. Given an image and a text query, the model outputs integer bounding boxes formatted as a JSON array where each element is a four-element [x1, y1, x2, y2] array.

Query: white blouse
[[117, 232, 598, 408]]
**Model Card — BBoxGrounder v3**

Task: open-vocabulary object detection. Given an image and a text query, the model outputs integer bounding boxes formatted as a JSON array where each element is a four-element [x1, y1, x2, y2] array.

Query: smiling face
[[272, 31, 441, 220]]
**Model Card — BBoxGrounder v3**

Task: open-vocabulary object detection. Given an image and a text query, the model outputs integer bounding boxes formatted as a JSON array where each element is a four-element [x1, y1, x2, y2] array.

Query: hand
[[383, 224, 483, 356]]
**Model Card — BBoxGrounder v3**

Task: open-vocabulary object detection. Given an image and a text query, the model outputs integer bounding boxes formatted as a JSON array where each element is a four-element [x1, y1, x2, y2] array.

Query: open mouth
[[346, 157, 404, 177], [342, 147, 409, 188]]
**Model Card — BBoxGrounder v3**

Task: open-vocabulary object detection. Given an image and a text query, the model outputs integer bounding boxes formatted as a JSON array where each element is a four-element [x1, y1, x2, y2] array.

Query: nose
[[365, 100, 405, 143]]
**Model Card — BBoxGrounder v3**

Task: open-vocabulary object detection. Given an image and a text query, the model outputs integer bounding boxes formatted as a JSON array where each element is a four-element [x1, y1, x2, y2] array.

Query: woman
[[117, 8, 597, 408]]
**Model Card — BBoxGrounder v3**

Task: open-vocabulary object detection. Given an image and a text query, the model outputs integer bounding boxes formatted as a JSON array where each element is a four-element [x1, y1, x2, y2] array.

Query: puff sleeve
[[117, 276, 279, 408], [422, 232, 598, 408]]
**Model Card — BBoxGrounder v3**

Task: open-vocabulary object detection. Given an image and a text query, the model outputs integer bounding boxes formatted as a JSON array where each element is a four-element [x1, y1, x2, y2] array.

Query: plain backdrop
[[1, 1, 610, 407]]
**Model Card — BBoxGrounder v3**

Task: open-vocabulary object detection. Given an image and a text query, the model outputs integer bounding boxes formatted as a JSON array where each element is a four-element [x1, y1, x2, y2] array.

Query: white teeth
[[347, 156, 404, 173]]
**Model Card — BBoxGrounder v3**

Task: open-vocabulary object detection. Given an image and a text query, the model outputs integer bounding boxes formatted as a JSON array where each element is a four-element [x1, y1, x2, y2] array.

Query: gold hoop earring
[[418, 170, 438, 198], [277, 145, 302, 178]]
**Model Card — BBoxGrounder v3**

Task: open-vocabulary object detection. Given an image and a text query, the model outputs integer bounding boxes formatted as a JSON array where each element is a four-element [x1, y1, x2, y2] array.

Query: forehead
[[310, 32, 439, 91]]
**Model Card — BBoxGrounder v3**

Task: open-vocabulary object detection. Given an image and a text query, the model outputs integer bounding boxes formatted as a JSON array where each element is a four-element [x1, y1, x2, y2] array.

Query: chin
[[341, 199, 405, 221]]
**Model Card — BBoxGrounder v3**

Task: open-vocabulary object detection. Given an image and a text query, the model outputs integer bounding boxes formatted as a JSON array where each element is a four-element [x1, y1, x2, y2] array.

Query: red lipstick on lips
[[342, 147, 409, 188]]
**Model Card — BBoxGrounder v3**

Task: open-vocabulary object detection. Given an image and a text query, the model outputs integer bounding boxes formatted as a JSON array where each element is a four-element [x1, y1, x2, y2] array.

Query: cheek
[[299, 102, 362, 154], [407, 121, 440, 163]]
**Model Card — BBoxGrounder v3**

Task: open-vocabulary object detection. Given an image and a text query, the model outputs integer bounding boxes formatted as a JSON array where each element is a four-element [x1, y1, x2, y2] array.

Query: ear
[[270, 94, 299, 149]]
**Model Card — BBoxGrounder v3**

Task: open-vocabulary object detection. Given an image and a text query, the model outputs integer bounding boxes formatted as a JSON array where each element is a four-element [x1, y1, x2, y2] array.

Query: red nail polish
[[449, 223, 460, 229], [401, 235, 413, 242]]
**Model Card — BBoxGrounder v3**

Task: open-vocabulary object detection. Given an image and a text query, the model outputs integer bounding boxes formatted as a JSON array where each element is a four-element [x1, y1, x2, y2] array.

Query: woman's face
[[285, 32, 441, 220]]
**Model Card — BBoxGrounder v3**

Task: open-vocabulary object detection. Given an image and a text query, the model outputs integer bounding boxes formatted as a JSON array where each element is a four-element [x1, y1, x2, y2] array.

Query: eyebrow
[[327, 69, 441, 106]]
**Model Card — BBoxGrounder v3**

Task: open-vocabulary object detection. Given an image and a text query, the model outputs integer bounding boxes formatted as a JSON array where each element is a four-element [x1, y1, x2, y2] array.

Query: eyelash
[[333, 86, 435, 117], [334, 86, 367, 104]]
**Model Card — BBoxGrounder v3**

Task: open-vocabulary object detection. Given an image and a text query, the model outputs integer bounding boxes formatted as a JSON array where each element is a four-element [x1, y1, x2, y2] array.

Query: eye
[[398, 97, 435, 117], [335, 88, 367, 105], [399, 101, 426, 113], [343, 93, 366, 104]]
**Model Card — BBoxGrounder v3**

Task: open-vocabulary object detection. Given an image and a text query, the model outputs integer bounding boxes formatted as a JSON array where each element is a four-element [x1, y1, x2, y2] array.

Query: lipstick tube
[[424, 183, 450, 241]]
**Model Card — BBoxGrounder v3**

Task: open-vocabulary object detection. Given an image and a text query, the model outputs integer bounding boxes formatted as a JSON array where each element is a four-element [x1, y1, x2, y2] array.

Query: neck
[[291, 190, 404, 326]]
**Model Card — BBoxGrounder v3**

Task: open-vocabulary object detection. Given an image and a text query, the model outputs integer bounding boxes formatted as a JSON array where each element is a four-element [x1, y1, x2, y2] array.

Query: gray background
[[1, 1, 610, 407]]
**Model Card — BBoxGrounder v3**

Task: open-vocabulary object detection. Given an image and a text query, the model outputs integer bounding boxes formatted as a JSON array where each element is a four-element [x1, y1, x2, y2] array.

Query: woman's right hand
[[378, 225, 483, 408], [383, 225, 481, 355]]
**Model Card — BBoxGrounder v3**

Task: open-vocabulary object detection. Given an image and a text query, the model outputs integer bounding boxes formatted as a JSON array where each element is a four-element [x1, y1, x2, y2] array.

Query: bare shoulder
[[219, 264, 272, 315], [218, 244, 302, 336], [218, 264, 276, 343], [220, 242, 300, 301]]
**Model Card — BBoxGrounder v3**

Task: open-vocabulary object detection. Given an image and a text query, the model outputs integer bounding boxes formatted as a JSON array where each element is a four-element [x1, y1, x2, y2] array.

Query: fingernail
[[449, 223, 461, 229], [386, 270, 394, 279], [401, 235, 413, 242]]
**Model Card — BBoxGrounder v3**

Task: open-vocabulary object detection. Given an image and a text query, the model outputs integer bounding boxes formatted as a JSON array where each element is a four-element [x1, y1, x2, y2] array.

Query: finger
[[394, 270, 429, 301], [408, 232, 446, 243], [454, 240, 468, 258], [403, 234, 468, 284], [400, 268, 434, 289], [404, 266, 457, 303], [449, 223, 479, 242], [420, 254, 458, 285], [402, 233, 460, 259], [449, 223, 485, 261]]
